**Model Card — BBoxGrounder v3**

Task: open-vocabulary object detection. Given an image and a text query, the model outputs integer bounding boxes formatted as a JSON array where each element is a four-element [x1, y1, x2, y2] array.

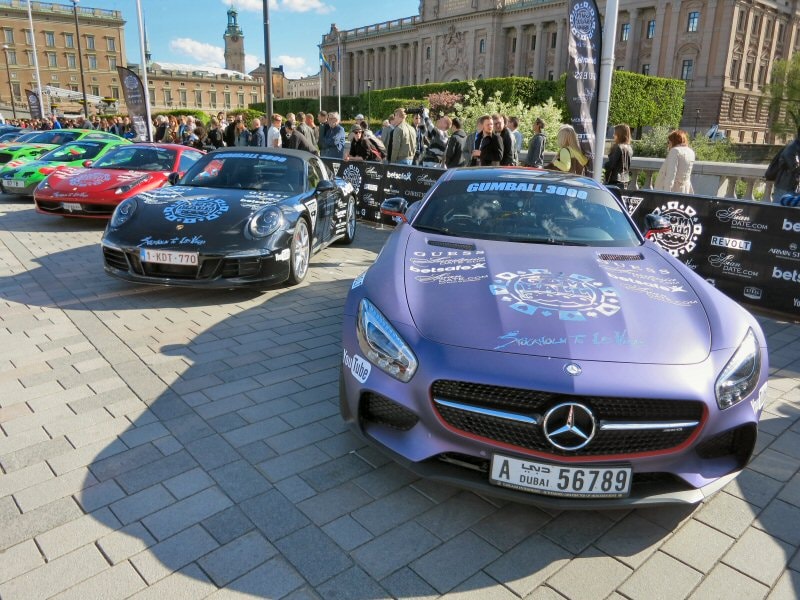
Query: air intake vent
[[598, 253, 644, 261], [428, 240, 476, 251]]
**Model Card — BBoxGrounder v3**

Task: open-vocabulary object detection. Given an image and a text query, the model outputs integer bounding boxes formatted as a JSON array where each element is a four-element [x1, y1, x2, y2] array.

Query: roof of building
[[151, 62, 252, 80]]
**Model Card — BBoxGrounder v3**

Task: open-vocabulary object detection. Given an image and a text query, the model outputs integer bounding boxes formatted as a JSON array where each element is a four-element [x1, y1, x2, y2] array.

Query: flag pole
[[135, 0, 152, 141], [26, 0, 45, 118], [337, 33, 341, 116], [318, 45, 322, 113], [594, 0, 618, 182]]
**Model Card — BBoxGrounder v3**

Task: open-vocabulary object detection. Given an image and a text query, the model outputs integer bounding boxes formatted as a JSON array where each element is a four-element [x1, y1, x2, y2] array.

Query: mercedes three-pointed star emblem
[[542, 402, 596, 451]]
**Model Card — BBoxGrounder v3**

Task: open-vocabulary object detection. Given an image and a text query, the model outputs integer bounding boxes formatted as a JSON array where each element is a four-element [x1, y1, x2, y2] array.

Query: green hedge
[[154, 109, 209, 126], [249, 96, 361, 118], [608, 71, 685, 130]]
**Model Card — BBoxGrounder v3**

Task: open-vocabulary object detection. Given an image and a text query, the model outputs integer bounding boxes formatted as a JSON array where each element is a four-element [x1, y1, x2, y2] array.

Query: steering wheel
[[444, 213, 477, 226]]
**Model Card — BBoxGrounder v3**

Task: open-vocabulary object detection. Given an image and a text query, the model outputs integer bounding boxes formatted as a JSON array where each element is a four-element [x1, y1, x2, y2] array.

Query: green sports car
[[0, 129, 124, 175], [1, 138, 130, 196]]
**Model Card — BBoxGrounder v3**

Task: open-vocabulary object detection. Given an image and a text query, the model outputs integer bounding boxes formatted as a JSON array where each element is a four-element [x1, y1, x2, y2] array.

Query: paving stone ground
[[0, 194, 798, 599]]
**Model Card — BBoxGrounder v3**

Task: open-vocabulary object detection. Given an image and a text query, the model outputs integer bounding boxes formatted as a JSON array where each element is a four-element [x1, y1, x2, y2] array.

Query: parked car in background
[[34, 143, 204, 218]]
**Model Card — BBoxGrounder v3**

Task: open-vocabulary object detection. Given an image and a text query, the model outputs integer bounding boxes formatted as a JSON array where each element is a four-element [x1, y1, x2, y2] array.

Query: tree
[[766, 53, 800, 138]]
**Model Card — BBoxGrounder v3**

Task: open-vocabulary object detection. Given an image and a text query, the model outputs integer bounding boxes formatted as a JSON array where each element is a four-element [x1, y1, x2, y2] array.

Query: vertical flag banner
[[25, 90, 42, 120], [117, 66, 150, 142], [566, 0, 602, 176], [320, 48, 332, 72]]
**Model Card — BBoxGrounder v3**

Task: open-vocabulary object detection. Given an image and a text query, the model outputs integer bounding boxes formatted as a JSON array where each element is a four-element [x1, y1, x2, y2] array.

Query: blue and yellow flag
[[319, 49, 333, 73]]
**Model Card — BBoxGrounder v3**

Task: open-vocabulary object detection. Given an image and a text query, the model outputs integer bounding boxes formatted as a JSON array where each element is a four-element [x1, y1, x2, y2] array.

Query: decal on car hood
[[404, 237, 711, 364]]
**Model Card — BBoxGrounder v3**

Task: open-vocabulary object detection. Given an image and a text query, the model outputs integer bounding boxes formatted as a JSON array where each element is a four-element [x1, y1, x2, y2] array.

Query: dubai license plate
[[139, 248, 199, 266], [490, 454, 632, 498], [4, 180, 24, 188], [62, 202, 82, 212]]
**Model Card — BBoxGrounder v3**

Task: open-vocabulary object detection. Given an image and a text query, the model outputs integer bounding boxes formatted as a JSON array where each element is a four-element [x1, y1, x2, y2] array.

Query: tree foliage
[[766, 53, 800, 137], [633, 125, 736, 162]]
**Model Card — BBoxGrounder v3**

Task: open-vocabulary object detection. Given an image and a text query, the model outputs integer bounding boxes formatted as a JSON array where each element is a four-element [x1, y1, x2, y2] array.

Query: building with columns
[[320, 0, 800, 143]]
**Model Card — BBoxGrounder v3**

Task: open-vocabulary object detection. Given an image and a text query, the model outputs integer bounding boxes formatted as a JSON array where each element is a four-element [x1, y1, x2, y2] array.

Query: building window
[[744, 62, 754, 84], [164, 90, 172, 105], [5, 49, 16, 65], [210, 91, 217, 107], [194, 90, 202, 107], [90, 85, 99, 96], [758, 65, 766, 85], [681, 59, 693, 81], [24, 29, 32, 45], [730, 59, 739, 82], [737, 11, 745, 32], [11, 82, 20, 99], [179, 90, 187, 106], [687, 11, 700, 33], [751, 15, 760, 35], [45, 31, 55, 47], [3, 28, 13, 44], [620, 23, 630, 42], [110, 86, 119, 99], [109, 56, 117, 70], [777, 23, 785, 42], [88, 55, 97, 70], [66, 53, 76, 69], [641, 64, 650, 75], [86, 35, 95, 50], [237, 92, 244, 106], [106, 38, 116, 52], [479, 39, 486, 53], [224, 92, 231, 108], [251, 93, 258, 104], [24, 50, 33, 65], [646, 20, 655, 39], [425, 46, 431, 60], [46, 52, 57, 68], [548, 70, 554, 81], [550, 32, 557, 48], [64, 33, 74, 48], [148, 88, 155, 103], [531, 35, 536, 51]]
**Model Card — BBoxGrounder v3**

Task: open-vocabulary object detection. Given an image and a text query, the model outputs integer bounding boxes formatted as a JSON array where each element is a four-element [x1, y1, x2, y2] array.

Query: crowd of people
[[2, 107, 728, 196]]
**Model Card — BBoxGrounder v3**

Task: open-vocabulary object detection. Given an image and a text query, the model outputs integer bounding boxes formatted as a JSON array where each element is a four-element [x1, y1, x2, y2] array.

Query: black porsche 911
[[101, 148, 357, 288]]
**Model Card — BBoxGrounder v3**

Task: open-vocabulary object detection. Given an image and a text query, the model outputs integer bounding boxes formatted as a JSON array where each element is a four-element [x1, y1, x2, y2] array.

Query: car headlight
[[110, 198, 137, 228], [115, 176, 149, 195], [356, 299, 418, 383], [715, 328, 761, 410], [247, 206, 283, 238]]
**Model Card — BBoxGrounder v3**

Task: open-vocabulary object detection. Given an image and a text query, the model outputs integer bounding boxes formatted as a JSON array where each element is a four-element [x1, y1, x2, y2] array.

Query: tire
[[336, 195, 357, 245], [287, 217, 311, 285]]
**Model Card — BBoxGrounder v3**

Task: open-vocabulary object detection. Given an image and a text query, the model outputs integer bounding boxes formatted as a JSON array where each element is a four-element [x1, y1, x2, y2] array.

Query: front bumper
[[1, 179, 38, 196], [339, 319, 765, 509], [101, 242, 292, 288], [35, 195, 117, 218]]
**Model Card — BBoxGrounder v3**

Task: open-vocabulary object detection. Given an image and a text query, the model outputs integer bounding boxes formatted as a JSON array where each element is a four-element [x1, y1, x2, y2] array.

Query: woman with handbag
[[604, 123, 633, 188], [546, 125, 588, 175]]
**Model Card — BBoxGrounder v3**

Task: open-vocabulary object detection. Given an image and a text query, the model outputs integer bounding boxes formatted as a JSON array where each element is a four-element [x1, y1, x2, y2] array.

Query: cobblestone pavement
[[0, 194, 798, 600]]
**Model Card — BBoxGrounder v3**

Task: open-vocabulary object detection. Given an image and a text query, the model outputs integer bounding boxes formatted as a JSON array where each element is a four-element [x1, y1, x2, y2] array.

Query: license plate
[[490, 454, 632, 498], [4, 180, 24, 188], [62, 202, 82, 212], [139, 249, 199, 266]]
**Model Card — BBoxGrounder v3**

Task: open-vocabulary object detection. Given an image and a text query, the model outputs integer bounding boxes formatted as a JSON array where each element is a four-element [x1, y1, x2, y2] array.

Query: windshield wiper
[[413, 225, 456, 236], [505, 237, 589, 246]]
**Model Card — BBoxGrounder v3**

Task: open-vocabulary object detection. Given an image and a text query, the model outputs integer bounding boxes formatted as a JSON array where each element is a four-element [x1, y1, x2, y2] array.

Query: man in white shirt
[[266, 114, 283, 148]]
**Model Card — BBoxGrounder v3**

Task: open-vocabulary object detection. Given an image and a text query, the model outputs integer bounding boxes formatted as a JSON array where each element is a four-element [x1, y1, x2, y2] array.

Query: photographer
[[420, 108, 450, 168]]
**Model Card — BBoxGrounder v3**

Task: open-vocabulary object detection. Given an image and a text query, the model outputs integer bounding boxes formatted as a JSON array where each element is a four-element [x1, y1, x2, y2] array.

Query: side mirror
[[315, 179, 336, 193], [167, 172, 181, 185], [644, 213, 672, 239], [82, 160, 93, 168], [381, 197, 408, 223]]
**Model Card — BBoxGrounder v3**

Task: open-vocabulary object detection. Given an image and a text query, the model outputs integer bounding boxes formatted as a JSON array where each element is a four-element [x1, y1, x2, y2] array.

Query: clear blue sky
[[96, 0, 420, 79]]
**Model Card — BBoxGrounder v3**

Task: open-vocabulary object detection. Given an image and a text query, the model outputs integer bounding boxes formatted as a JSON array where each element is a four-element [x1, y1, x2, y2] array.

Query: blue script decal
[[495, 329, 643, 350]]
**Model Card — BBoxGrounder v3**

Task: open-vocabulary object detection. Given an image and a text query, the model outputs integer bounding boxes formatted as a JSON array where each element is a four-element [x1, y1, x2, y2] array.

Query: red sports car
[[33, 143, 204, 218]]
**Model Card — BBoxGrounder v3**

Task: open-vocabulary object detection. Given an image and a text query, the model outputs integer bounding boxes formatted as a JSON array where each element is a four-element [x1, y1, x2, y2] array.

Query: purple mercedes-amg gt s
[[340, 167, 769, 508]]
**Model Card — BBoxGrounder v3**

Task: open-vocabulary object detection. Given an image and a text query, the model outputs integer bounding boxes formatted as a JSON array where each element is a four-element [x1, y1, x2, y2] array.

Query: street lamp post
[[71, 0, 89, 118], [1, 45, 16, 120], [365, 79, 372, 128], [694, 108, 701, 138]]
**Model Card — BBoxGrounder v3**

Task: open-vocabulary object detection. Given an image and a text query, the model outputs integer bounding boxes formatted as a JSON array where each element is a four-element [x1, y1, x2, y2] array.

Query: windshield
[[0, 133, 22, 143], [24, 131, 80, 145], [93, 146, 176, 171], [180, 151, 304, 192], [412, 179, 642, 247], [39, 141, 107, 163]]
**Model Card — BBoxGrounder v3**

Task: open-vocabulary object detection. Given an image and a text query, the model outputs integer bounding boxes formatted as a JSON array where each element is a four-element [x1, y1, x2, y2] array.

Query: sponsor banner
[[322, 160, 446, 223], [25, 90, 42, 120], [627, 189, 799, 317], [566, 0, 602, 176], [117, 66, 150, 142]]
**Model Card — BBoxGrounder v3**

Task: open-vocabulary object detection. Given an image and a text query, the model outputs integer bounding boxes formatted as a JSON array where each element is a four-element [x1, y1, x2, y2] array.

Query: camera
[[405, 106, 425, 115]]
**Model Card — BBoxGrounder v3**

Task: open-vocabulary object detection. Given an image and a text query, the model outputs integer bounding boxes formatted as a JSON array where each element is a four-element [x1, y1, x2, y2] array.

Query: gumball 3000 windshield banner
[[566, 0, 602, 176]]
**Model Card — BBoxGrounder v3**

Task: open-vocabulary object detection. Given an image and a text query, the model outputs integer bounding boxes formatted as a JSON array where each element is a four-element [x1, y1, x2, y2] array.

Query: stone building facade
[[286, 73, 321, 99], [0, 0, 126, 116], [320, 0, 800, 143]]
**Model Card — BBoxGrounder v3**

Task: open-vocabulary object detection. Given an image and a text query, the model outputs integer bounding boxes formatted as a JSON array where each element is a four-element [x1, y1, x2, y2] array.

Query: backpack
[[764, 148, 784, 182]]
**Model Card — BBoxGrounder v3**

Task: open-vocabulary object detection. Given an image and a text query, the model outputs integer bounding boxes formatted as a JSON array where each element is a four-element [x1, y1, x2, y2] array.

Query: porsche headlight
[[110, 198, 137, 228], [715, 328, 761, 410], [247, 206, 283, 238], [115, 176, 149, 195], [356, 299, 418, 383]]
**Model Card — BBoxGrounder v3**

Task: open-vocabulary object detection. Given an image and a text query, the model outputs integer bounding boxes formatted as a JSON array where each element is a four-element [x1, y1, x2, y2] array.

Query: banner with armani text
[[25, 90, 42, 120], [566, 0, 602, 176], [623, 190, 800, 317], [117, 66, 150, 142]]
